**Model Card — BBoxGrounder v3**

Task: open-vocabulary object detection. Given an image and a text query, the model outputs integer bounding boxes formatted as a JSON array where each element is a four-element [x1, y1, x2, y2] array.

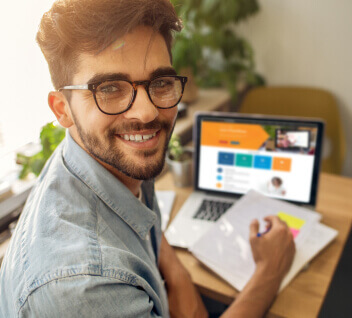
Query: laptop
[[165, 112, 325, 249]]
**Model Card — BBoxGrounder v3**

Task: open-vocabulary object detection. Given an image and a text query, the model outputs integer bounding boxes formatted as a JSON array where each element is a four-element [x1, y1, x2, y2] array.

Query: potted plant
[[166, 135, 193, 187], [16, 122, 66, 179], [172, 30, 202, 103], [171, 0, 265, 104]]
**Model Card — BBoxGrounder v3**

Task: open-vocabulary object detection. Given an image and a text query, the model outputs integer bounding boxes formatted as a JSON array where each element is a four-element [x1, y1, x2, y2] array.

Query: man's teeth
[[121, 132, 156, 142]]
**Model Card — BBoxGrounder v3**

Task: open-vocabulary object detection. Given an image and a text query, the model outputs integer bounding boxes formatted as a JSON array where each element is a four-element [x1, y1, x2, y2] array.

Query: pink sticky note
[[290, 228, 300, 238]]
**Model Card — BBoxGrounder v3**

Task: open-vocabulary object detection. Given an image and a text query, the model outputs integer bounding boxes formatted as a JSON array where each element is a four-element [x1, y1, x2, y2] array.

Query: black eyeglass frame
[[59, 75, 188, 115]]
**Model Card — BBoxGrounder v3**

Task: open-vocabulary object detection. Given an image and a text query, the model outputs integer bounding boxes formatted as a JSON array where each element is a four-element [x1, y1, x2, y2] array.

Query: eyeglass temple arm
[[59, 84, 89, 91]]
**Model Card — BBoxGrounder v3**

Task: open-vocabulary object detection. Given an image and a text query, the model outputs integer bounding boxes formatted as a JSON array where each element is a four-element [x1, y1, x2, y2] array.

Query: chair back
[[240, 86, 346, 174]]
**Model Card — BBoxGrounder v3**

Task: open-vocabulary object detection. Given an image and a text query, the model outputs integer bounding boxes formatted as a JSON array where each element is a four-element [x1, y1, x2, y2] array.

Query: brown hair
[[36, 0, 182, 90], [272, 177, 283, 186]]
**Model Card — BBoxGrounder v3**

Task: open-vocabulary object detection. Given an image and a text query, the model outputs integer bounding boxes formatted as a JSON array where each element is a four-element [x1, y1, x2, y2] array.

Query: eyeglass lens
[[95, 76, 183, 114]]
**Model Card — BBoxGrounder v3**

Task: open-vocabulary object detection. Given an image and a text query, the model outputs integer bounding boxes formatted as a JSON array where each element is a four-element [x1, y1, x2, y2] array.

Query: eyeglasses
[[59, 75, 188, 115]]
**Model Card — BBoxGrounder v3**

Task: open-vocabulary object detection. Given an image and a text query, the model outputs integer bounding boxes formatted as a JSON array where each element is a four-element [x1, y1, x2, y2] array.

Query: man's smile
[[119, 132, 157, 142], [115, 129, 162, 149]]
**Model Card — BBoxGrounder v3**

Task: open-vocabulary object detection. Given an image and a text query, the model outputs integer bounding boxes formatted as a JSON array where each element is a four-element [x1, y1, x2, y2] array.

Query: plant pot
[[166, 148, 193, 187]]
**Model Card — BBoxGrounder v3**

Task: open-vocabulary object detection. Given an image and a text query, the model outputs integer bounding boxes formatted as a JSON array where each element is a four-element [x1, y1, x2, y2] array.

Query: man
[[0, 0, 295, 317]]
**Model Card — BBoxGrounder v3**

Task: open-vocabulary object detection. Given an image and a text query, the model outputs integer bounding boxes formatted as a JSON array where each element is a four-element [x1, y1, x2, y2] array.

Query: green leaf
[[168, 135, 184, 161], [202, 0, 218, 15], [171, 0, 263, 96], [17, 122, 66, 179]]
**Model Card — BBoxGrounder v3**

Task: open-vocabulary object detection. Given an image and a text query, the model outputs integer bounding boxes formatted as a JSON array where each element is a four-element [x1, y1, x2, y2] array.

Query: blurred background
[[0, 0, 350, 177]]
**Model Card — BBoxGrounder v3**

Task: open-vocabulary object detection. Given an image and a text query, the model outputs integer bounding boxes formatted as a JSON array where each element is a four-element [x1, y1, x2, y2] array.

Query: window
[[0, 1, 56, 160]]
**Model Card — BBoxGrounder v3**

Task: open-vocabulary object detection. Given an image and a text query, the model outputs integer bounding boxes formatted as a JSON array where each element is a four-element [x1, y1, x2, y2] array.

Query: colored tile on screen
[[235, 154, 253, 168], [272, 157, 292, 172], [218, 152, 235, 165], [254, 155, 272, 170]]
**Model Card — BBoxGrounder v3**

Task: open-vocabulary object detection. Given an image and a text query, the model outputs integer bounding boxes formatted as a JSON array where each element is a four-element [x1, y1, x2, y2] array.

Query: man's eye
[[99, 84, 120, 93], [155, 80, 165, 87], [153, 79, 173, 88]]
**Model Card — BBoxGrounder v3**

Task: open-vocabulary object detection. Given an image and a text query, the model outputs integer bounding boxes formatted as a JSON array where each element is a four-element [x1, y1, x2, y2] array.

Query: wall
[[0, 1, 55, 157], [237, 0, 352, 176]]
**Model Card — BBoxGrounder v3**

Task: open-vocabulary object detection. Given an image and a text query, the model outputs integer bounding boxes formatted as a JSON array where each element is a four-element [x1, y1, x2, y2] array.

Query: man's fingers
[[249, 219, 259, 239], [264, 215, 279, 223], [264, 215, 287, 228]]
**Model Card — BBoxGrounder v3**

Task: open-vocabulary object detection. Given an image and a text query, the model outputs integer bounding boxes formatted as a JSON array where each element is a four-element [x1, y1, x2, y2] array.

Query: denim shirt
[[0, 133, 169, 317]]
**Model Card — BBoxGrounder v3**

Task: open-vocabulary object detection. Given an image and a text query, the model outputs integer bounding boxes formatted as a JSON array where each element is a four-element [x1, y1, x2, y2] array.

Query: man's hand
[[159, 235, 208, 318], [220, 215, 295, 318], [249, 215, 296, 282]]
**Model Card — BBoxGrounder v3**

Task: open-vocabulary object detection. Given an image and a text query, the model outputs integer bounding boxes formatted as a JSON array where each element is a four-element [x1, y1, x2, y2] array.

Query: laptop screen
[[194, 113, 324, 206]]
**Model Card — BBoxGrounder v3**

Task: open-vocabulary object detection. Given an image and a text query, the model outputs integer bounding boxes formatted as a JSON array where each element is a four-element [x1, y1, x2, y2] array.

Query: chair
[[240, 86, 346, 174]]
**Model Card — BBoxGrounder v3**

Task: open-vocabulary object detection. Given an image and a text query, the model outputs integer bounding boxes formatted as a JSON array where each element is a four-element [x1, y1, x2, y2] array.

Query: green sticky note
[[277, 212, 306, 230]]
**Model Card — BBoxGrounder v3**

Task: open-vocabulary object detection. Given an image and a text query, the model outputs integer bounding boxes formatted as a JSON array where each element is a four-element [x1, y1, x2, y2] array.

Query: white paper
[[190, 190, 337, 292], [280, 222, 338, 290], [156, 190, 175, 231]]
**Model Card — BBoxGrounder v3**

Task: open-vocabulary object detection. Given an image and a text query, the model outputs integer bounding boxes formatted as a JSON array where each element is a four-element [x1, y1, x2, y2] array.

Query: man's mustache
[[108, 119, 171, 135]]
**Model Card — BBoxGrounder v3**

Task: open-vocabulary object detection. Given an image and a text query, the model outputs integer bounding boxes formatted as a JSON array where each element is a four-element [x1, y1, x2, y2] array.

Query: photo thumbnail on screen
[[275, 129, 310, 150]]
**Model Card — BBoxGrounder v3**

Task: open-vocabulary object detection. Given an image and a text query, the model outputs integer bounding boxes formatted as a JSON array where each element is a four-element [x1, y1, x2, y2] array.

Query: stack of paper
[[190, 190, 338, 292], [156, 190, 176, 231]]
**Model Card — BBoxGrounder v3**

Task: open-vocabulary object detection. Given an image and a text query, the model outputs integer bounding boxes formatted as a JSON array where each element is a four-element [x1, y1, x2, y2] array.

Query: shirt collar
[[62, 132, 157, 240]]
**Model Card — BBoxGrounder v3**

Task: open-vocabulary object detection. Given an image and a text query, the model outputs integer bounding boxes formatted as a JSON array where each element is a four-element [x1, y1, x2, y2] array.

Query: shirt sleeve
[[19, 275, 163, 318]]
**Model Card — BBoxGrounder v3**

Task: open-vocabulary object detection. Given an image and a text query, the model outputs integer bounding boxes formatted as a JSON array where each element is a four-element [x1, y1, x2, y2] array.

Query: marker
[[257, 228, 271, 237]]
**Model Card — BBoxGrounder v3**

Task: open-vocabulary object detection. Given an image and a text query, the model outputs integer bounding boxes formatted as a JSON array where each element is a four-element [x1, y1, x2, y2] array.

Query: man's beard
[[72, 114, 175, 180]]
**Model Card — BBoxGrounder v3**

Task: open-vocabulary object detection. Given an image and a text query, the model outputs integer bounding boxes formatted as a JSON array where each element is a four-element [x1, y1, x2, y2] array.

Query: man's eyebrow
[[150, 67, 177, 79], [87, 73, 130, 84], [86, 67, 177, 84]]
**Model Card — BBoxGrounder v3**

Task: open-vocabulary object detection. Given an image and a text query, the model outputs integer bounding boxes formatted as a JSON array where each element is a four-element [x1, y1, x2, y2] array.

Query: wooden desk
[[156, 172, 352, 318]]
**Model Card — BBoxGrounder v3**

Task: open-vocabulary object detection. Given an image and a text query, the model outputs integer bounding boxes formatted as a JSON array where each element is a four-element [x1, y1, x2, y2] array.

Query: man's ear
[[48, 91, 74, 128]]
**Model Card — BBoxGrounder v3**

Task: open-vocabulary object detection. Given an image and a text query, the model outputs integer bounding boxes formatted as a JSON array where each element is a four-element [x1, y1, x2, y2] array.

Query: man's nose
[[123, 85, 159, 123]]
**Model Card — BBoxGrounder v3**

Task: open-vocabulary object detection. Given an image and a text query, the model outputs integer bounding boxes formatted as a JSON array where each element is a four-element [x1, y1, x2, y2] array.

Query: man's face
[[67, 26, 178, 180]]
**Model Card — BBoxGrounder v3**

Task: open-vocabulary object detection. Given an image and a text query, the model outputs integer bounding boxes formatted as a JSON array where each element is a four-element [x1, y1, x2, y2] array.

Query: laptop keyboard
[[193, 200, 234, 222]]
